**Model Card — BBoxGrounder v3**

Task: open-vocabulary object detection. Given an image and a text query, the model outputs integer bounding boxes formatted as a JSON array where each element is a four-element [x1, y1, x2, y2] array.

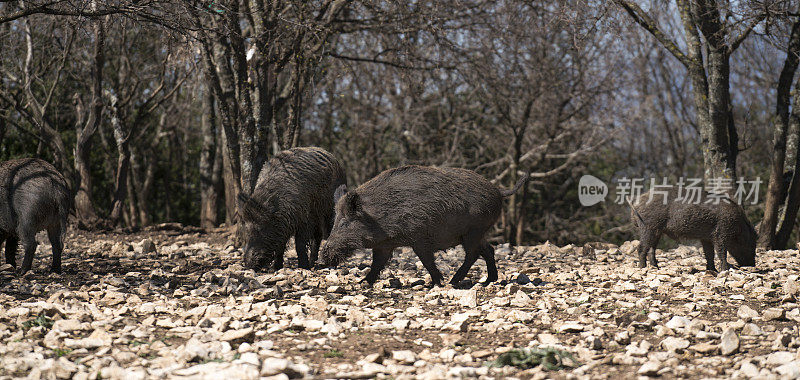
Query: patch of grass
[[324, 349, 343, 358], [22, 314, 53, 330], [488, 346, 580, 371], [53, 348, 72, 357], [130, 340, 147, 347]]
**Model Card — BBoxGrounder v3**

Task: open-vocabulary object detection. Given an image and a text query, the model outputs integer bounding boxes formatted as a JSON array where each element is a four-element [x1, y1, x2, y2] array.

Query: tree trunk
[[775, 82, 800, 248], [107, 92, 130, 226], [758, 19, 800, 248], [701, 50, 735, 181], [73, 16, 104, 228], [222, 129, 238, 225], [200, 87, 220, 229]]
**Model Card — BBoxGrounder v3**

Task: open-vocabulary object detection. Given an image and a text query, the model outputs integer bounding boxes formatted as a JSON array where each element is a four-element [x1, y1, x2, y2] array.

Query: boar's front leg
[[364, 246, 393, 285], [637, 232, 660, 268], [310, 218, 326, 267], [295, 231, 311, 270], [1, 233, 17, 268], [715, 241, 730, 272], [701, 240, 716, 272]]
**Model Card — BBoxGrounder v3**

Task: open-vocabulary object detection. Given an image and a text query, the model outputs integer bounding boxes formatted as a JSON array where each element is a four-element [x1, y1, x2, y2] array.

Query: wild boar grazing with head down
[[238, 147, 346, 271], [320, 165, 529, 286], [629, 190, 756, 272], [0, 158, 70, 273]]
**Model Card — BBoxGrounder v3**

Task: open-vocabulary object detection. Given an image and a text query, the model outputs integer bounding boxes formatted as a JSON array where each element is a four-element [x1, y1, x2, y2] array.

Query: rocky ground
[[0, 227, 799, 380]]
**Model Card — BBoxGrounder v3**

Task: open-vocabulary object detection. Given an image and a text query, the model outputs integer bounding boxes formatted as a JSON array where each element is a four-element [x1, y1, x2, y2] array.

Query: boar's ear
[[333, 184, 347, 205], [237, 193, 268, 222], [345, 192, 362, 215]]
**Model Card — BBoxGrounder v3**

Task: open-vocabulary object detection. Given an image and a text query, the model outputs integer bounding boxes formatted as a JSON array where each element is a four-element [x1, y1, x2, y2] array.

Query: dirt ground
[[0, 227, 799, 379]]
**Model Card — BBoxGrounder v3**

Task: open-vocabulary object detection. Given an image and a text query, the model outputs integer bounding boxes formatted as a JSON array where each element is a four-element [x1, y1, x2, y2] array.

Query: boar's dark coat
[[629, 190, 756, 271], [238, 147, 346, 270], [321, 165, 528, 286], [0, 158, 70, 273]]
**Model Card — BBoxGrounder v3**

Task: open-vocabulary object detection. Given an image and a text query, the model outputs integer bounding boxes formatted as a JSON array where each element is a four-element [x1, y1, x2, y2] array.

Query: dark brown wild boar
[[320, 165, 529, 286], [0, 158, 70, 273], [238, 147, 346, 271], [629, 190, 756, 272]]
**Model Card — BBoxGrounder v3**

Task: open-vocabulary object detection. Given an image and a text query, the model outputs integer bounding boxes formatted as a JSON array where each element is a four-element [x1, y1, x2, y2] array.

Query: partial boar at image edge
[[320, 165, 529, 286], [628, 191, 757, 272], [0, 158, 70, 273], [238, 147, 346, 271]]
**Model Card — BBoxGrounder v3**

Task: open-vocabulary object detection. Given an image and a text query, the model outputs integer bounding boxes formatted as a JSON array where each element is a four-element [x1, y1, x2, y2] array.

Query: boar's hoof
[[452, 279, 475, 289], [359, 277, 376, 287]]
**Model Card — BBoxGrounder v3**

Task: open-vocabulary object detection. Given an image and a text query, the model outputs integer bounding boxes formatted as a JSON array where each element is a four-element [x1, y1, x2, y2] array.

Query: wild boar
[[320, 165, 529, 286], [237, 147, 346, 271], [0, 158, 70, 273], [629, 190, 756, 271]]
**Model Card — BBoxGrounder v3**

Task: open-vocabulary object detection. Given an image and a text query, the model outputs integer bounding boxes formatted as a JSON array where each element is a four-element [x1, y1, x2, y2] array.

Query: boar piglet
[[0, 158, 70, 273], [320, 165, 529, 286], [238, 147, 346, 271], [629, 190, 756, 272]]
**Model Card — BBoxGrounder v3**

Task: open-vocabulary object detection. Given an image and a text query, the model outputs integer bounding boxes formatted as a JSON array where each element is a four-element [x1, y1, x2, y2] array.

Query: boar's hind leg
[[451, 235, 484, 286], [19, 234, 37, 274], [411, 245, 444, 286], [701, 240, 716, 271], [477, 241, 498, 285], [4, 237, 17, 267], [364, 247, 393, 285], [47, 224, 64, 273], [452, 240, 497, 286]]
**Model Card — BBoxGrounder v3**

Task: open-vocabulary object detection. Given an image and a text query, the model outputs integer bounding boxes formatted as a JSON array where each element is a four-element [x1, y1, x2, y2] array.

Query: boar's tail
[[501, 172, 530, 197], [627, 197, 644, 225]]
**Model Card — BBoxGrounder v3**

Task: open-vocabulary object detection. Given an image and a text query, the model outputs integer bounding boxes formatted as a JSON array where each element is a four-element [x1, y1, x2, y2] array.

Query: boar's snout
[[732, 245, 756, 267], [319, 246, 340, 268], [242, 243, 273, 270]]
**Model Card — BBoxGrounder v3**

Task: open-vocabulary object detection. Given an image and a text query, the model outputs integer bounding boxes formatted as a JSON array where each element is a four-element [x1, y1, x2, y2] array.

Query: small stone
[[688, 342, 717, 354], [736, 305, 758, 321], [720, 328, 739, 356], [558, 322, 585, 333], [763, 308, 786, 321], [392, 350, 416, 364], [739, 361, 760, 377], [665, 316, 690, 330], [766, 351, 795, 366], [364, 353, 383, 364], [510, 290, 532, 308], [660, 337, 690, 352], [775, 361, 800, 377], [638, 361, 661, 376], [52, 319, 82, 332], [587, 336, 603, 350], [392, 319, 410, 331], [741, 323, 762, 336], [514, 273, 531, 285], [221, 328, 255, 344], [614, 331, 630, 345], [140, 239, 157, 254]]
